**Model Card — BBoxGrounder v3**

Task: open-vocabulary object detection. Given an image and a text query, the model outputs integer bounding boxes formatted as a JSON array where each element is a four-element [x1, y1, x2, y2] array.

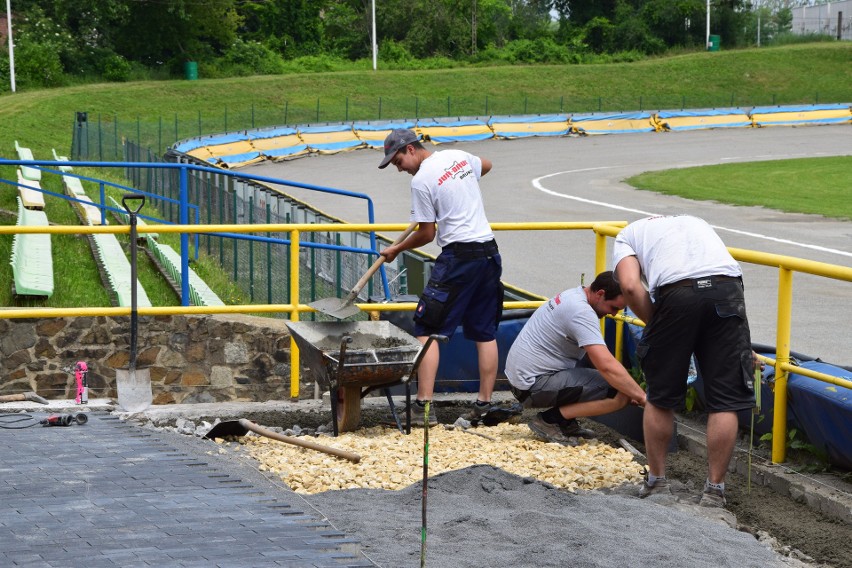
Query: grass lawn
[[626, 156, 852, 220]]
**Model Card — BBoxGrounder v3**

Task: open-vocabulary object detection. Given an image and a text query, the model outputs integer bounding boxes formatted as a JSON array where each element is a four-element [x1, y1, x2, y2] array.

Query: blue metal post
[[179, 166, 190, 306]]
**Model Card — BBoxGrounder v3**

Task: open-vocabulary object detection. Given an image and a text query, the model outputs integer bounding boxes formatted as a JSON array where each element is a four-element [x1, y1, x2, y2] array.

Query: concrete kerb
[[675, 414, 852, 525], [3, 396, 848, 525]]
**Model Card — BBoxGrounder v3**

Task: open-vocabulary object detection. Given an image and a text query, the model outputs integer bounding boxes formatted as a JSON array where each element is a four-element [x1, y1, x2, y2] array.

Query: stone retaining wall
[[0, 313, 295, 403]]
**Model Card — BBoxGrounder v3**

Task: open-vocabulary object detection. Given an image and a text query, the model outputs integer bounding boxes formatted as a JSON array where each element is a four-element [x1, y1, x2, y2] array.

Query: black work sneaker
[[460, 401, 496, 422], [639, 477, 672, 498], [560, 419, 597, 439], [699, 486, 726, 508], [528, 413, 572, 444]]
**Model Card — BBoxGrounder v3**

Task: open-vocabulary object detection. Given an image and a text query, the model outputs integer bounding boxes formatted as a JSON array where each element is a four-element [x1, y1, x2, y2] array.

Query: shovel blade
[[116, 368, 152, 412], [308, 296, 361, 320]]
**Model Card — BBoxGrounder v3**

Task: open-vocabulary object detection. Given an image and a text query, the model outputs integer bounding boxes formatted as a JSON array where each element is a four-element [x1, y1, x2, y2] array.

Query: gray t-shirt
[[505, 286, 605, 389]]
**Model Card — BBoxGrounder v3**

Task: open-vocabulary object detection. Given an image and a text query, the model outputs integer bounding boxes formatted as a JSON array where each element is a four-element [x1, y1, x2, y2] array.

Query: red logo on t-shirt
[[436, 160, 470, 187]]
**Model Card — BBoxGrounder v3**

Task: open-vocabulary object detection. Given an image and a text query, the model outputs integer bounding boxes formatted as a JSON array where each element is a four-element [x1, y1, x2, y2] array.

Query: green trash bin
[[707, 35, 721, 52], [184, 61, 198, 80]]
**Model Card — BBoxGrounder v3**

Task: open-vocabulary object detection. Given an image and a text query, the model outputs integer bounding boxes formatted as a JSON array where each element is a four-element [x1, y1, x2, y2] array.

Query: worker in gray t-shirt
[[506, 271, 646, 444]]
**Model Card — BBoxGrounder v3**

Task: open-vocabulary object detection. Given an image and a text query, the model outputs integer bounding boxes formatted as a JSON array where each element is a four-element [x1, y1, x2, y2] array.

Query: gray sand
[[306, 465, 790, 568]]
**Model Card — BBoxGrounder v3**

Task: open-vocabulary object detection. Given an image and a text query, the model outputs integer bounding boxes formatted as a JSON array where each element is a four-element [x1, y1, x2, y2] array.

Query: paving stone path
[[0, 413, 372, 568]]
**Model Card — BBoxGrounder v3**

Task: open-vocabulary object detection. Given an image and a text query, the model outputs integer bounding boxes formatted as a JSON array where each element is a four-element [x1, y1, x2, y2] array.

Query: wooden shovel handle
[[238, 419, 361, 463], [348, 222, 419, 295]]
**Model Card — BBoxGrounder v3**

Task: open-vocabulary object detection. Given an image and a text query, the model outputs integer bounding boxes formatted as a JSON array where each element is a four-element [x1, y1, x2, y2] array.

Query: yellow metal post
[[614, 316, 624, 364], [289, 229, 301, 400], [594, 230, 607, 277], [772, 267, 793, 463], [595, 229, 608, 335]]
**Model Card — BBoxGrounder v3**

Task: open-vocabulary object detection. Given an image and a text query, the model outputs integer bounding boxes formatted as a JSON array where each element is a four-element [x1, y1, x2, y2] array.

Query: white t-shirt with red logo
[[612, 215, 742, 301], [410, 149, 493, 248]]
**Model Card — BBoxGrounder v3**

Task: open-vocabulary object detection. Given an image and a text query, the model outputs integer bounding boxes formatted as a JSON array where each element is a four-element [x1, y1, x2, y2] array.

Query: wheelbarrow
[[285, 320, 446, 436]]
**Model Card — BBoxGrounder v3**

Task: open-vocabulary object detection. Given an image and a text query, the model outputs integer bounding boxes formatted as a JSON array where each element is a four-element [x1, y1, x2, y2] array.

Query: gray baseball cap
[[378, 128, 420, 169]]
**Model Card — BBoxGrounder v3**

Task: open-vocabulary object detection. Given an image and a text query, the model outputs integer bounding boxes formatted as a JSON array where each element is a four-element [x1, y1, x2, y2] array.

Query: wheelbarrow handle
[[121, 193, 146, 215]]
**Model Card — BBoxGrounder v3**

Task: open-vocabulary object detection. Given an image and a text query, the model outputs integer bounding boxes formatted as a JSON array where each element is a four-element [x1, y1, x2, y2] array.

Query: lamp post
[[371, 0, 377, 71], [5, 0, 15, 92], [706, 0, 711, 49]]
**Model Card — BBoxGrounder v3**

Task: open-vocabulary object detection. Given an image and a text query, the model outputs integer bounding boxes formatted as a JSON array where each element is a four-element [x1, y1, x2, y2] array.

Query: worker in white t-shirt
[[379, 128, 503, 426], [506, 271, 646, 444], [613, 214, 755, 508]]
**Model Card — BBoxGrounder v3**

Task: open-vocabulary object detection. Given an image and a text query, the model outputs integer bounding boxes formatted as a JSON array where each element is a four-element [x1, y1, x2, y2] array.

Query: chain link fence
[[118, 140, 414, 319], [68, 90, 851, 163]]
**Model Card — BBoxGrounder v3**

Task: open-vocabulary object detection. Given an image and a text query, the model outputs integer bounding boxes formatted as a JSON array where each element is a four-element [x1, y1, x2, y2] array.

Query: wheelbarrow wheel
[[336, 385, 362, 432]]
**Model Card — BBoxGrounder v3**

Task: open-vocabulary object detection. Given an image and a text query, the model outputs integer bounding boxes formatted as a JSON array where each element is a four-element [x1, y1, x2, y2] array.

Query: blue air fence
[[119, 149, 401, 312], [67, 90, 851, 161]]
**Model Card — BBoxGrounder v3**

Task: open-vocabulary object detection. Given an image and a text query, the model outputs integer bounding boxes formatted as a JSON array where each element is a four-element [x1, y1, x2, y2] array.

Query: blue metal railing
[[0, 158, 395, 304]]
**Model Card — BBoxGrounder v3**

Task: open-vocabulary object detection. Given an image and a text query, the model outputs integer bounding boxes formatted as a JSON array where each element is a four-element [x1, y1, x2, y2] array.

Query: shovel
[[309, 222, 418, 319], [204, 418, 361, 463], [115, 193, 153, 413]]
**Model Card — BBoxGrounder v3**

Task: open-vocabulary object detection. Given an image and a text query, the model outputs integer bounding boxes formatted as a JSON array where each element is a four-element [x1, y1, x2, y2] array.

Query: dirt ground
[[229, 403, 851, 568], [375, 405, 850, 567], [585, 414, 852, 568]]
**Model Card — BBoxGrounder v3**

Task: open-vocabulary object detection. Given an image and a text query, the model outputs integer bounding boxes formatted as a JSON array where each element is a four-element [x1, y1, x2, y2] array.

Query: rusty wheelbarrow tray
[[286, 320, 445, 436]]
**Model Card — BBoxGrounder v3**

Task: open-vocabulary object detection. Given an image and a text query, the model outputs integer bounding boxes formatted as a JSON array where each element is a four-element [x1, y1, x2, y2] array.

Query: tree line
[[0, 0, 812, 90]]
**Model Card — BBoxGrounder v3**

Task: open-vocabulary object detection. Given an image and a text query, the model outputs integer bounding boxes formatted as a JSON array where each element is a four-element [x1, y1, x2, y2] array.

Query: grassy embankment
[[1, 42, 850, 308]]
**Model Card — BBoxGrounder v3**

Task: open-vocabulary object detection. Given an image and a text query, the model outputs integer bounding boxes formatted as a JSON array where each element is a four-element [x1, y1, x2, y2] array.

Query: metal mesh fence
[[68, 89, 852, 163], [119, 140, 413, 317]]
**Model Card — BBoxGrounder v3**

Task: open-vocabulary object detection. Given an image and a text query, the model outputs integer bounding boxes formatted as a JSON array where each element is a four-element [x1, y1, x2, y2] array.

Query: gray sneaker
[[410, 401, 438, 426], [639, 476, 672, 498], [528, 413, 572, 444], [699, 486, 727, 508]]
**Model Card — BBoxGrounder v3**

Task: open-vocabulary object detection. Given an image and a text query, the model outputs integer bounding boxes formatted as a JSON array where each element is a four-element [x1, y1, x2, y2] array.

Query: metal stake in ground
[[116, 193, 152, 413], [421, 400, 431, 568]]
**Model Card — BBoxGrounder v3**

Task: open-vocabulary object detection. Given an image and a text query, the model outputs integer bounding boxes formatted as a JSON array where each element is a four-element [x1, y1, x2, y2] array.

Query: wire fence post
[[249, 196, 255, 302], [98, 114, 103, 160], [267, 204, 273, 304]]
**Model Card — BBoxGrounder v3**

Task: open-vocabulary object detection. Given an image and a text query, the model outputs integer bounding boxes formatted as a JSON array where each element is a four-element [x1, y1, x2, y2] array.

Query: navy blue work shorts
[[412, 242, 503, 342]]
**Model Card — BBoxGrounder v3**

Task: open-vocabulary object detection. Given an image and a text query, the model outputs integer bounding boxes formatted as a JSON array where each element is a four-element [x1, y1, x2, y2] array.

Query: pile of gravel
[[305, 464, 798, 568]]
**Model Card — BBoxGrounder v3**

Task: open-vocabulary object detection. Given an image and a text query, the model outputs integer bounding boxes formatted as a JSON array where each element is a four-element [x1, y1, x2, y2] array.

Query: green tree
[[113, 0, 240, 66], [237, 0, 322, 57]]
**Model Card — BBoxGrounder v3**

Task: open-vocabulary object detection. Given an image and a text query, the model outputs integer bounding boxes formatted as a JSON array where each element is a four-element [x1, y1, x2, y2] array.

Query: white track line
[[532, 168, 852, 259]]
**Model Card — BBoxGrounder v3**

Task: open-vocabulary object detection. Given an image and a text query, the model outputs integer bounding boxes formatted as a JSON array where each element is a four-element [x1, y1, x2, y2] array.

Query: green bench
[[91, 232, 152, 308], [15, 141, 41, 182], [146, 235, 224, 307], [10, 198, 53, 297]]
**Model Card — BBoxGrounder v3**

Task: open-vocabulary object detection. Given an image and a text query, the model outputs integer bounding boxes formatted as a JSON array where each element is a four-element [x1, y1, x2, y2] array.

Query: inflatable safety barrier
[[750, 104, 852, 127], [298, 124, 364, 154], [250, 127, 309, 161], [571, 112, 658, 135], [656, 108, 752, 131], [353, 122, 416, 149], [488, 114, 571, 139], [416, 119, 494, 144]]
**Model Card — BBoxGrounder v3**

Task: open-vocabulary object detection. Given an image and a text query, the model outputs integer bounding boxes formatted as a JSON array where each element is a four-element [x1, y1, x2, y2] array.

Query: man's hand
[[381, 245, 401, 263]]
